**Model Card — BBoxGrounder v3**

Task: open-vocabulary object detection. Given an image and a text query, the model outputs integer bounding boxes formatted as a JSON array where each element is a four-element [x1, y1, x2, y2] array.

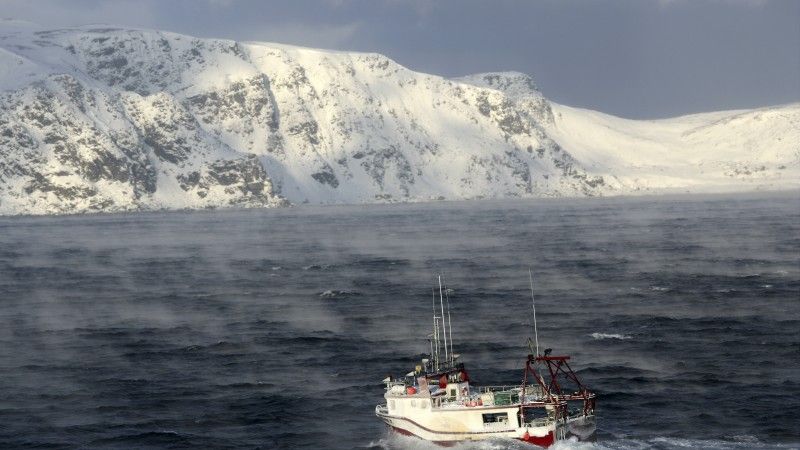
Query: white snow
[[0, 22, 797, 216], [546, 103, 800, 194]]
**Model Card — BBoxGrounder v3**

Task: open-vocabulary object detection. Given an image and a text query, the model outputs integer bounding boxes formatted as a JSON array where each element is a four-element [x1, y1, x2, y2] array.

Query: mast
[[438, 275, 449, 365], [428, 336, 435, 371], [529, 267, 540, 357], [444, 277, 454, 364], [431, 288, 440, 370]]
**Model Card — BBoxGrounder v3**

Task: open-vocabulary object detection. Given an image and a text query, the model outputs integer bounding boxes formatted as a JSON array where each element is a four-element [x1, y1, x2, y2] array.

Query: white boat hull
[[376, 405, 596, 447]]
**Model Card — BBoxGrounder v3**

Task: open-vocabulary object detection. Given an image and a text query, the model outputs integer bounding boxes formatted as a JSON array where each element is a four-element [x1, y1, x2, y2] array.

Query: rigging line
[[438, 275, 449, 365]]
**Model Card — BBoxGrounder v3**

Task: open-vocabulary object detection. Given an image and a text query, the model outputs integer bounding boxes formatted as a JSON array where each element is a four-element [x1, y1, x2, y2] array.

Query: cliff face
[[1, 22, 797, 215]]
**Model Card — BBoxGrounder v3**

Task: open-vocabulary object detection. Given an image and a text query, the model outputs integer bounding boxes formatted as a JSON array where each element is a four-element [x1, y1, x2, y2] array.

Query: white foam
[[590, 332, 632, 340]]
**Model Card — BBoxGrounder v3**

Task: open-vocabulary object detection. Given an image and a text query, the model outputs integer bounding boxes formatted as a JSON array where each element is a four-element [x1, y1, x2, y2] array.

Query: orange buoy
[[523, 431, 530, 441], [406, 386, 417, 395]]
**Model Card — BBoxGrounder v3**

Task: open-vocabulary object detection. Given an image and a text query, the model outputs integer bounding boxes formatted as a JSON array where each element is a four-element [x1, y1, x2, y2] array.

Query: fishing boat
[[375, 274, 597, 447]]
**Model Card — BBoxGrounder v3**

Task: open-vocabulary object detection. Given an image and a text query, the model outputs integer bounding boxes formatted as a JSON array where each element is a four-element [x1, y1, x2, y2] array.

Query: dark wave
[[0, 194, 797, 448]]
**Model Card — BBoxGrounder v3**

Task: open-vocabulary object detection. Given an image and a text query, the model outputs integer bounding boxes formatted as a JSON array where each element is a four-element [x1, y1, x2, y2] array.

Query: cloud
[[242, 21, 362, 48], [658, 0, 768, 7], [385, 0, 435, 18], [206, 0, 235, 7], [0, 0, 159, 29]]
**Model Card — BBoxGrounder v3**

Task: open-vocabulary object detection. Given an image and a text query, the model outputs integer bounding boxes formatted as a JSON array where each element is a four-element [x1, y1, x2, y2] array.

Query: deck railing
[[476, 385, 520, 393], [476, 385, 543, 394]]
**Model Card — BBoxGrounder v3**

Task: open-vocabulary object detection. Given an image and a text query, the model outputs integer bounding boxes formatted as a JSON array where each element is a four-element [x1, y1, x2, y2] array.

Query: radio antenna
[[528, 267, 540, 357]]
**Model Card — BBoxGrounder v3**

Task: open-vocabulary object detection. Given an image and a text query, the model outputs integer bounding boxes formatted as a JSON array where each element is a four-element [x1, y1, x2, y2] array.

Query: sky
[[1, 0, 798, 119]]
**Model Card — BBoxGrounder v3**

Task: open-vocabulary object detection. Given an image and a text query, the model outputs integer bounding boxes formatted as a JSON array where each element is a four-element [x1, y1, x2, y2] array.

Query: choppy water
[[0, 193, 798, 449]]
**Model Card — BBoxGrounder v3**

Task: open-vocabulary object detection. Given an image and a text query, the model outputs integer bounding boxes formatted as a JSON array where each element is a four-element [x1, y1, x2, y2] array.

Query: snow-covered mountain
[[1, 21, 797, 215]]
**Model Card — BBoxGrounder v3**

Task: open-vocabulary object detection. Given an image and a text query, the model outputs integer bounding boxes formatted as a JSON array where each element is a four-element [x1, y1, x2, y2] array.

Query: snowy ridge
[[0, 21, 797, 215], [547, 103, 800, 193]]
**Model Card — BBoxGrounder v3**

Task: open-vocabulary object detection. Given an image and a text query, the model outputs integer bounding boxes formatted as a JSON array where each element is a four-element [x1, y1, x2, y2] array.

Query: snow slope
[[0, 21, 797, 215], [547, 103, 799, 193]]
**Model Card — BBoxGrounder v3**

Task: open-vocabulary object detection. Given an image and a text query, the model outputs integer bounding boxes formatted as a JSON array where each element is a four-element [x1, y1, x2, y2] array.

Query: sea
[[0, 192, 798, 449]]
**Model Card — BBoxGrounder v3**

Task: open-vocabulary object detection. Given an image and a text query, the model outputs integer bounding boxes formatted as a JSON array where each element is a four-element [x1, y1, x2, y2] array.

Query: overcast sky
[[2, 0, 798, 118]]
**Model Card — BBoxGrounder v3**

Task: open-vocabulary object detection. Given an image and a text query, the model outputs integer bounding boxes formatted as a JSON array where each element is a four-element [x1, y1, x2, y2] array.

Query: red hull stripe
[[519, 430, 555, 447], [390, 424, 555, 448]]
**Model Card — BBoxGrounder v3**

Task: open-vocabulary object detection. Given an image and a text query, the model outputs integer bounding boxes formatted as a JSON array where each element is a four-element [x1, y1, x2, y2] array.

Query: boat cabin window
[[522, 407, 548, 424], [482, 413, 509, 425]]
